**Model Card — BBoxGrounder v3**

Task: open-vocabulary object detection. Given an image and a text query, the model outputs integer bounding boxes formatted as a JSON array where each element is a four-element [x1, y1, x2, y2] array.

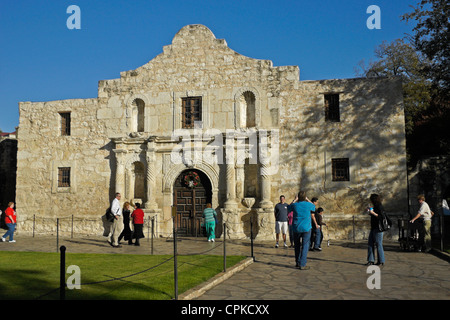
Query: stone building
[[16, 25, 408, 239]]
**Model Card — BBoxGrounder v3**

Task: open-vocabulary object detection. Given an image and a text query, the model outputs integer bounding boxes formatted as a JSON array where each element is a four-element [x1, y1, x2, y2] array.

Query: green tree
[[355, 39, 432, 136], [355, 39, 433, 165], [357, 0, 450, 166], [402, 0, 450, 164], [402, 0, 450, 99]]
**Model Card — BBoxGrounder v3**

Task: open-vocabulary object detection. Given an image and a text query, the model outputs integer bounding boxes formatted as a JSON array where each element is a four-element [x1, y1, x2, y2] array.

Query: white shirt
[[418, 202, 432, 221], [111, 198, 122, 216]]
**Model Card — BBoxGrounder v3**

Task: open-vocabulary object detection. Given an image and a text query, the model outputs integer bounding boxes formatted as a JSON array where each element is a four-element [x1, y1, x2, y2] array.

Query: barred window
[[58, 167, 71, 187], [332, 158, 349, 181], [60, 112, 71, 136], [182, 97, 202, 128], [324, 94, 340, 122]]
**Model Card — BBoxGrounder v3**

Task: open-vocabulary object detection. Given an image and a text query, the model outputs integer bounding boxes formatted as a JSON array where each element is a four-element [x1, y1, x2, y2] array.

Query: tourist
[[410, 194, 434, 252], [202, 203, 217, 242], [119, 201, 134, 245], [274, 195, 289, 248], [288, 191, 316, 270], [1, 202, 17, 243], [366, 194, 386, 266], [312, 207, 327, 251], [287, 209, 294, 247], [131, 202, 145, 246], [309, 197, 320, 250], [109, 192, 124, 248]]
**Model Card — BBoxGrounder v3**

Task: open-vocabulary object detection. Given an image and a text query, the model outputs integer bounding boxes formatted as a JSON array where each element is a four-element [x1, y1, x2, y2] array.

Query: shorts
[[275, 221, 288, 234]]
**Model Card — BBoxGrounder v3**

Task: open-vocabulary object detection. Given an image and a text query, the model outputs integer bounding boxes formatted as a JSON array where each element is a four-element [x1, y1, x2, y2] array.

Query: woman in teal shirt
[[202, 203, 217, 242]]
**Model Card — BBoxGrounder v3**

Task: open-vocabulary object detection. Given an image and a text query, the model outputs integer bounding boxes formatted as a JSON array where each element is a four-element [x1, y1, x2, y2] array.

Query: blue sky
[[0, 0, 417, 133]]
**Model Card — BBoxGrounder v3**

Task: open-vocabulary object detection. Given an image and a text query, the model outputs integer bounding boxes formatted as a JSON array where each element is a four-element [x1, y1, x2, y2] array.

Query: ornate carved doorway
[[173, 169, 212, 236]]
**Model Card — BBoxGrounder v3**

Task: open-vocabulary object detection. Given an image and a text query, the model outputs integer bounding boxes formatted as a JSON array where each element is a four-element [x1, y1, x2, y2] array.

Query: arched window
[[132, 98, 145, 132], [239, 91, 256, 128]]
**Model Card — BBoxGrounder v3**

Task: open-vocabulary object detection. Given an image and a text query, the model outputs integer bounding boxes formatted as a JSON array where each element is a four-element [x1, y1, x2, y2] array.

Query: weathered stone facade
[[16, 25, 408, 240]]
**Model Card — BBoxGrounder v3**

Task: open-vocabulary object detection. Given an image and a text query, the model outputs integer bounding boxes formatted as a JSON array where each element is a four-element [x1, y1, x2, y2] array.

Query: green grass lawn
[[0, 251, 246, 300]]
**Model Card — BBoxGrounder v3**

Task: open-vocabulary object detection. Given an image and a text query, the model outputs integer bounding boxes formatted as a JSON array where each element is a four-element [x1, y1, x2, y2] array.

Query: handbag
[[378, 212, 392, 232], [105, 207, 115, 222]]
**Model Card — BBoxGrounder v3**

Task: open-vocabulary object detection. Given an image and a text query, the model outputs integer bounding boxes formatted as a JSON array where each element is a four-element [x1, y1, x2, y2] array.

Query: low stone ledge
[[179, 257, 254, 300]]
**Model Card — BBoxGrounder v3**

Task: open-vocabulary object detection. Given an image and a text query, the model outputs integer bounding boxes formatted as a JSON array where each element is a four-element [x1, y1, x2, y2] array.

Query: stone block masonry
[[16, 24, 408, 240]]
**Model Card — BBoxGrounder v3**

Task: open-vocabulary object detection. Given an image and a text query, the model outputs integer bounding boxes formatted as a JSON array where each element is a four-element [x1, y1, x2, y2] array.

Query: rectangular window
[[332, 158, 350, 181], [324, 94, 340, 122], [58, 167, 71, 187], [182, 97, 202, 128], [60, 112, 71, 136]]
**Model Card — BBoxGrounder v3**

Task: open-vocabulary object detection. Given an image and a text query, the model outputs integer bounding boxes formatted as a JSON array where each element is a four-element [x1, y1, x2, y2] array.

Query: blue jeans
[[367, 229, 385, 263], [313, 228, 322, 249], [3, 223, 16, 241], [288, 225, 294, 245], [293, 230, 311, 267]]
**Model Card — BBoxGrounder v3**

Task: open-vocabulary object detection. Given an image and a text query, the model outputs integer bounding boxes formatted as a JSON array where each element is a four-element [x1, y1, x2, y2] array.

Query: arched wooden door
[[173, 169, 212, 236]]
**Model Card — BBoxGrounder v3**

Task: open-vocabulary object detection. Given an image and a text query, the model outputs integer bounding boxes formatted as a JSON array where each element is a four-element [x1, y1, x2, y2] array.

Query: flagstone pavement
[[1, 234, 449, 300]]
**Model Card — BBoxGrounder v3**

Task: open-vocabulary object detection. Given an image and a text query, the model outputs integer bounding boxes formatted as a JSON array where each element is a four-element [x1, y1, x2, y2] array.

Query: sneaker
[[1, 237, 5, 242], [9, 240, 16, 243], [283, 242, 288, 248], [211, 239, 215, 242], [275, 242, 279, 248], [299, 266, 310, 270]]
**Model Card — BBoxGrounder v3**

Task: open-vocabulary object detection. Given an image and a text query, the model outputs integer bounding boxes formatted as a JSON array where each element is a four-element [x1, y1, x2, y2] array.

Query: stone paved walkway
[[0, 234, 449, 300]]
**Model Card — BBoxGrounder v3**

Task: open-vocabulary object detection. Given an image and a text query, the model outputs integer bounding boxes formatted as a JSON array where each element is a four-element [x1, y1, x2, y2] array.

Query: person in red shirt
[[2, 202, 17, 243], [131, 202, 145, 246]]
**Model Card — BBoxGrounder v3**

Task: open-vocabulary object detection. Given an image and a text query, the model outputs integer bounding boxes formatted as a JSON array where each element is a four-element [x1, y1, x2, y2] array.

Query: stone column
[[235, 164, 244, 200], [258, 130, 274, 209], [221, 132, 240, 239], [254, 132, 275, 240], [259, 163, 273, 209], [224, 133, 237, 209], [126, 168, 134, 200], [145, 140, 158, 210], [113, 149, 127, 196]]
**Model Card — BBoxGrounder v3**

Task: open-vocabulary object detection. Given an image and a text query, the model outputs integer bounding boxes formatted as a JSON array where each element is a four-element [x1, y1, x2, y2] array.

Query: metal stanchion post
[[147, 217, 150, 241], [223, 223, 227, 273], [71, 215, 74, 238], [173, 225, 178, 300], [151, 217, 154, 255], [440, 212, 444, 252], [56, 218, 59, 253], [32, 214, 35, 238], [250, 218, 254, 261], [352, 215, 355, 243], [60, 245, 66, 300]]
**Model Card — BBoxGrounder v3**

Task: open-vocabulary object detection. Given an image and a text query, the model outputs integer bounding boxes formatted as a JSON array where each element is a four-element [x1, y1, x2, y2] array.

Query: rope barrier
[[33, 225, 231, 300]]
